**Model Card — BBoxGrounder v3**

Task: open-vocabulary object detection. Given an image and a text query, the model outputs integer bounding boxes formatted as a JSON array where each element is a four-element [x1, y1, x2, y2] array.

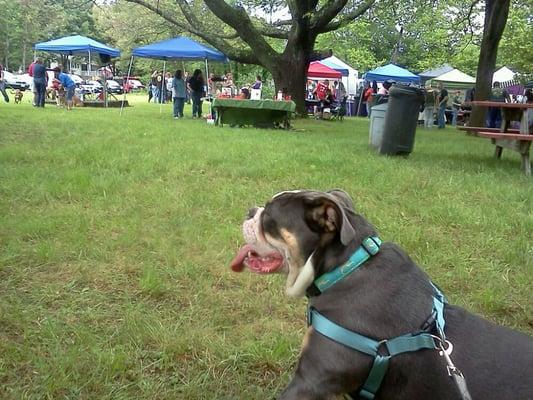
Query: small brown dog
[[13, 89, 23, 104]]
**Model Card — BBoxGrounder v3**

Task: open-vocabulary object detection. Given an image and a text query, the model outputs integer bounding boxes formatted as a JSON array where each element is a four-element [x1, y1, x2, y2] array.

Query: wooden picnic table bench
[[464, 101, 533, 176], [458, 126, 520, 135]]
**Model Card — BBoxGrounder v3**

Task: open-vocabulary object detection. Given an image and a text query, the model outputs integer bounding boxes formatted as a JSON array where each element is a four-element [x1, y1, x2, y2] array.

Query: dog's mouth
[[230, 244, 284, 274]]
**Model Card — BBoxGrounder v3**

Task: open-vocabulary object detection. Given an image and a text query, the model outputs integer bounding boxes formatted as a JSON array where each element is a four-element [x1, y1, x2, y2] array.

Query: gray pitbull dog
[[230, 190, 533, 400]]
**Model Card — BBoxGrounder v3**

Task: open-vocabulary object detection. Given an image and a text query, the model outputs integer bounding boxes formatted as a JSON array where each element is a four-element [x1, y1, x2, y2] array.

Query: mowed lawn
[[1, 95, 531, 399]]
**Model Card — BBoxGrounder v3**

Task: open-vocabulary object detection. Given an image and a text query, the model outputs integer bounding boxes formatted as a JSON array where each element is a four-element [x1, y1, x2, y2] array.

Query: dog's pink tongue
[[230, 244, 254, 272]]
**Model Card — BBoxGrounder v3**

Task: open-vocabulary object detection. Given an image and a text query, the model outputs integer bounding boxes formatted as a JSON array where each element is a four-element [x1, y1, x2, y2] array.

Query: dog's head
[[230, 190, 376, 297]]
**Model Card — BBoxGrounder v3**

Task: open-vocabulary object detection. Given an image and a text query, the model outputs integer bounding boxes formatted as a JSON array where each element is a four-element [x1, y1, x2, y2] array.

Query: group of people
[[149, 69, 265, 119], [307, 79, 347, 118], [0, 59, 77, 110], [362, 80, 393, 116], [148, 68, 206, 118]]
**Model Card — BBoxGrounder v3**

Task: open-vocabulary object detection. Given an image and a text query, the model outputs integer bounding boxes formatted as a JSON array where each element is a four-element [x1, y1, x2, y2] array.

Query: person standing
[[54, 67, 76, 110], [188, 69, 205, 118], [377, 80, 392, 95], [487, 81, 509, 128], [171, 69, 186, 119], [423, 84, 437, 128], [0, 64, 9, 103], [28, 59, 37, 106], [150, 70, 160, 103], [363, 83, 374, 117], [334, 80, 346, 100], [165, 72, 172, 103], [437, 83, 449, 129], [32, 58, 47, 107], [314, 79, 329, 101]]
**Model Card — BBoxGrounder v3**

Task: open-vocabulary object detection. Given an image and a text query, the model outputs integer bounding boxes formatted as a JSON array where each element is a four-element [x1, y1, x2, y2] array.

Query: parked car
[[3, 71, 30, 91], [116, 78, 145, 92], [105, 79, 123, 94], [80, 80, 103, 94], [128, 79, 145, 90], [69, 74, 84, 85]]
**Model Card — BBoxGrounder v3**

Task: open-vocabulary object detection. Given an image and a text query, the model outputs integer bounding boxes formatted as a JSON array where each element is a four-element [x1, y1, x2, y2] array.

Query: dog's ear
[[303, 191, 356, 246]]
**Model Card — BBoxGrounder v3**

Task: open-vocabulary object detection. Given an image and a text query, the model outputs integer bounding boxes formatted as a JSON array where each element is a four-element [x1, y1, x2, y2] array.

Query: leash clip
[[436, 340, 473, 400]]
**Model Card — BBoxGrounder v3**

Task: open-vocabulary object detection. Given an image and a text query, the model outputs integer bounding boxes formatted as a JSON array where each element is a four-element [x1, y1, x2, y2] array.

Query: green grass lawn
[[1, 94, 531, 399]]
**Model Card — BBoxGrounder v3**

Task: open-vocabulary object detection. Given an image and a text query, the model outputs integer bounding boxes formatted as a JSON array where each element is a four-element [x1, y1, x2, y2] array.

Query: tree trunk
[[470, 0, 511, 127], [271, 52, 309, 115]]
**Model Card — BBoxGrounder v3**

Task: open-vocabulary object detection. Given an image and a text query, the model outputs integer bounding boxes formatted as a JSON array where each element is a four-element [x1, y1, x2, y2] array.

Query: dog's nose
[[247, 207, 259, 220]]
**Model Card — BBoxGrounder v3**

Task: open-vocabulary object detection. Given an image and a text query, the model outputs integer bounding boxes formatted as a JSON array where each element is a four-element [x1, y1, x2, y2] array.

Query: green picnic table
[[212, 98, 296, 129]]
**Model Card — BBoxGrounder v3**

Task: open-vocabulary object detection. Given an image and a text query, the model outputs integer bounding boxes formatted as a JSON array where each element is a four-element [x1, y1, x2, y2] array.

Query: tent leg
[[356, 82, 364, 117], [88, 50, 91, 77], [120, 56, 134, 116], [160, 60, 166, 114], [205, 58, 212, 118]]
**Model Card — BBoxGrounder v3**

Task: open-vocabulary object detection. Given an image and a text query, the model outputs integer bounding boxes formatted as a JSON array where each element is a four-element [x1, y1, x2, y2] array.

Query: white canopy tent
[[431, 68, 476, 89], [322, 56, 359, 95], [493, 66, 515, 84]]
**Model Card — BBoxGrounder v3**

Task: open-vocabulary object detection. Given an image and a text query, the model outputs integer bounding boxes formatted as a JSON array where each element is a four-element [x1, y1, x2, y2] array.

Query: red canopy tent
[[307, 61, 342, 79]]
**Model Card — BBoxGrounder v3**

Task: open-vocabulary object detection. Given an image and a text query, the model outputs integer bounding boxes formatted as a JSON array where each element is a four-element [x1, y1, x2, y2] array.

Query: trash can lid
[[389, 84, 425, 100]]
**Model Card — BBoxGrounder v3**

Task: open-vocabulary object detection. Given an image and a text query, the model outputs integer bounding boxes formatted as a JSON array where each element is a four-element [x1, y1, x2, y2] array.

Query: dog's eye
[[262, 212, 280, 239]]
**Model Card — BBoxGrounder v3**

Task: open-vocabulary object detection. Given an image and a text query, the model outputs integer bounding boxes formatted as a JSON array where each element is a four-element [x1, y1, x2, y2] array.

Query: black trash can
[[379, 85, 425, 155]]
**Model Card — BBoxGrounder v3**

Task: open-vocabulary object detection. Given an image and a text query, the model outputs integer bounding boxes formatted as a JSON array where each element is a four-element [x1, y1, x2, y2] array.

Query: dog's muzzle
[[230, 208, 284, 274]]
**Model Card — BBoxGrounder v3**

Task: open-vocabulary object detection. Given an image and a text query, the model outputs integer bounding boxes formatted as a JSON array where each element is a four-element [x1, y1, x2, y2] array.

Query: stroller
[[331, 95, 348, 120]]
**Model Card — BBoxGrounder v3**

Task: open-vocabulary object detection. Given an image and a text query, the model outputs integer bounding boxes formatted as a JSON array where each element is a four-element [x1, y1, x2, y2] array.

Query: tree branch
[[203, 0, 280, 65], [311, 0, 349, 30], [124, 0, 260, 64], [317, 0, 375, 33]]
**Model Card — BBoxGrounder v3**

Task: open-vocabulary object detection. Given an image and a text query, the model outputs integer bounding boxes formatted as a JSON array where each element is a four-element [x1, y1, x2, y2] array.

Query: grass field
[[1, 94, 531, 399]]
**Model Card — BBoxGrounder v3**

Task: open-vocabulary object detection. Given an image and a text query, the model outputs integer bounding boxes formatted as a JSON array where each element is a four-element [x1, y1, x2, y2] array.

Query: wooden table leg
[[522, 152, 531, 176], [520, 109, 531, 176], [494, 144, 503, 159]]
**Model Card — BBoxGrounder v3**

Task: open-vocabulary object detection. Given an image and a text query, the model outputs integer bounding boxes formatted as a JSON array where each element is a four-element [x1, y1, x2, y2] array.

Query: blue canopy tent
[[364, 63, 420, 85], [132, 37, 227, 61], [124, 36, 228, 114], [35, 35, 120, 75], [319, 59, 349, 77]]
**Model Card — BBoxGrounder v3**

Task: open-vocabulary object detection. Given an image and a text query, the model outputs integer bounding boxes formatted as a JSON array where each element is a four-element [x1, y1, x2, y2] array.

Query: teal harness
[[307, 237, 447, 400]]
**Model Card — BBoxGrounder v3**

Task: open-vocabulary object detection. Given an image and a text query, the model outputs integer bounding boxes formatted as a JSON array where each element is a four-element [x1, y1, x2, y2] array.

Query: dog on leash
[[12, 89, 23, 104], [230, 190, 533, 400]]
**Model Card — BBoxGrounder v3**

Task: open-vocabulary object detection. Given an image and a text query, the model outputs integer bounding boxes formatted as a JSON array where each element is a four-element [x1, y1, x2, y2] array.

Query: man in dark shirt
[[0, 63, 9, 102], [437, 83, 448, 129], [32, 58, 47, 107], [487, 81, 510, 128]]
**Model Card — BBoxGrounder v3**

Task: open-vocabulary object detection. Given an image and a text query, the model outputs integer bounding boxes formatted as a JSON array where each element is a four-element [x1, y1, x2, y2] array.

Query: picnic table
[[212, 98, 296, 129], [460, 101, 533, 176]]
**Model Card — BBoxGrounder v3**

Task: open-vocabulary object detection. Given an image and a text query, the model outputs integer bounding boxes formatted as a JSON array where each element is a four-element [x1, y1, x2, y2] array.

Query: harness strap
[[308, 304, 443, 400], [359, 355, 390, 400], [308, 237, 449, 400], [314, 237, 381, 293], [309, 307, 378, 356]]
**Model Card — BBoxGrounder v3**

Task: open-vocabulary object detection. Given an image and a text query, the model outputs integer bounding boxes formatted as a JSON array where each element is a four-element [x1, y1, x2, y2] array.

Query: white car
[[80, 80, 103, 94], [127, 79, 145, 90], [105, 79, 123, 94], [2, 71, 30, 91], [68, 74, 84, 85]]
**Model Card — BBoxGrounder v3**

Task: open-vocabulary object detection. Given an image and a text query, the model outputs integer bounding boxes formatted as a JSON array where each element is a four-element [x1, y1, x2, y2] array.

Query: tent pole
[[88, 50, 91, 76], [205, 58, 212, 118], [356, 81, 364, 117], [160, 60, 166, 114], [120, 56, 134, 116]]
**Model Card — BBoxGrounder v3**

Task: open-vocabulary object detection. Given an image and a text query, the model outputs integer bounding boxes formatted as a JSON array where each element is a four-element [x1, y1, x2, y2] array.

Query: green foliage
[[0, 0, 97, 70], [497, 0, 533, 73]]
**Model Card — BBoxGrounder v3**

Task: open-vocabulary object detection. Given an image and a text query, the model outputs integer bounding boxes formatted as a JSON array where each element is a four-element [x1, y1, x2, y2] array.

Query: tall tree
[[470, 0, 511, 127], [122, 0, 376, 114]]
